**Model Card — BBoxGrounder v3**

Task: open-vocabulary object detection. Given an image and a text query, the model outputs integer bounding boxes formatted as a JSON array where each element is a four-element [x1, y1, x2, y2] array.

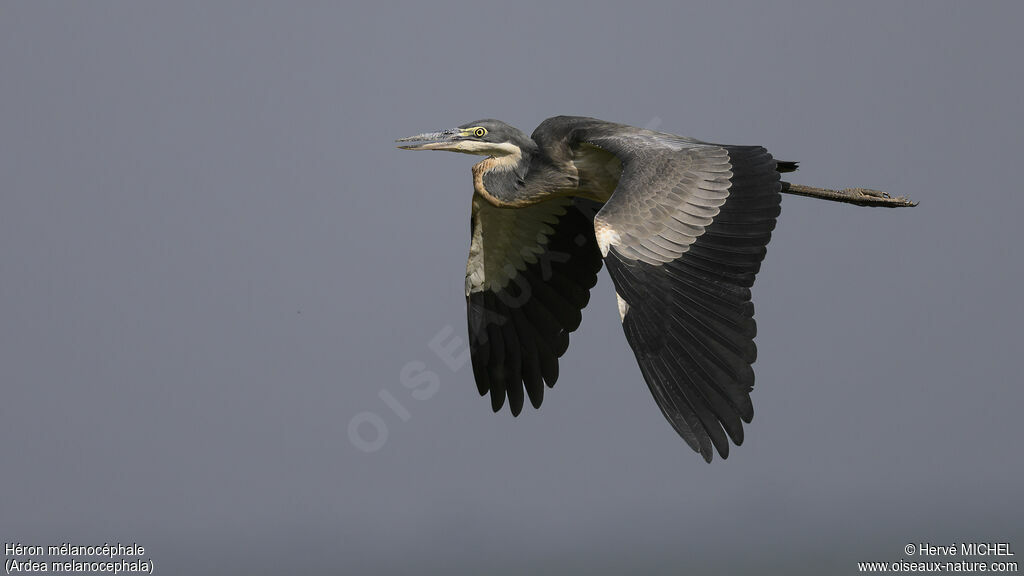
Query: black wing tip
[[489, 389, 540, 416], [528, 391, 543, 410], [696, 440, 733, 463], [674, 409, 753, 462], [508, 389, 525, 416], [741, 406, 754, 424], [489, 390, 505, 413]]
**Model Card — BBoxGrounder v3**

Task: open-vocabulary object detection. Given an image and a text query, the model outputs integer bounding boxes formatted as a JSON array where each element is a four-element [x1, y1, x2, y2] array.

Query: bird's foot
[[842, 188, 889, 199], [782, 183, 918, 208]]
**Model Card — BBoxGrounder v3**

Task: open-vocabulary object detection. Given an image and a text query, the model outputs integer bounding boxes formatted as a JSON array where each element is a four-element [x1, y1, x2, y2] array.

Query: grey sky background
[[2, 2, 1021, 574]]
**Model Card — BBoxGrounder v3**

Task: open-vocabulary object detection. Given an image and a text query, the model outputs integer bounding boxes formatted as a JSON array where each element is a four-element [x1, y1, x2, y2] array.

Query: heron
[[397, 116, 915, 462]]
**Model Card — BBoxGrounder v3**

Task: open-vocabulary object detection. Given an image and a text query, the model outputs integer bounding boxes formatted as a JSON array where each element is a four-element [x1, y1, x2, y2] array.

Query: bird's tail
[[776, 160, 799, 173]]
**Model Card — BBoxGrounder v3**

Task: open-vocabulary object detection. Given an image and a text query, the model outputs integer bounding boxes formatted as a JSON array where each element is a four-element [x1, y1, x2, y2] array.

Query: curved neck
[[472, 144, 537, 207]]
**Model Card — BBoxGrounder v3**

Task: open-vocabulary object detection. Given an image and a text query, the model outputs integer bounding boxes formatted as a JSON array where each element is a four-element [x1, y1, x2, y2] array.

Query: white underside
[[616, 292, 629, 322]]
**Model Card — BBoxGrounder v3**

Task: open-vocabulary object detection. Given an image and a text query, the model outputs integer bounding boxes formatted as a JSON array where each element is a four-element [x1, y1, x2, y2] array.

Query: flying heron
[[397, 116, 915, 462]]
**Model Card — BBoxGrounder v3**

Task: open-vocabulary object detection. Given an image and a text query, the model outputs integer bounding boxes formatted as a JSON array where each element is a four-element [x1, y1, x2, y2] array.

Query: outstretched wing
[[466, 194, 604, 416], [577, 123, 782, 462]]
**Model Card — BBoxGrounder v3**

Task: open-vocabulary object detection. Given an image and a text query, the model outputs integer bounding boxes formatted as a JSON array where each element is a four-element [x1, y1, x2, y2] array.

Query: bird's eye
[[474, 127, 487, 138]]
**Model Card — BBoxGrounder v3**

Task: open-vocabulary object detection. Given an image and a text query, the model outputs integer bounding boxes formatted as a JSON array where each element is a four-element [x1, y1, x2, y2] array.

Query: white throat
[[449, 140, 521, 162]]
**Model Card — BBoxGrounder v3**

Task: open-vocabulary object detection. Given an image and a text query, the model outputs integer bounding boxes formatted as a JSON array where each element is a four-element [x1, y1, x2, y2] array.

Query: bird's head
[[396, 119, 533, 158]]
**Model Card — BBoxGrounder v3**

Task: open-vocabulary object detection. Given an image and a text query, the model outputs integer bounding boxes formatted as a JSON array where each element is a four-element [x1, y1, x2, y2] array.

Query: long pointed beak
[[396, 129, 461, 151]]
